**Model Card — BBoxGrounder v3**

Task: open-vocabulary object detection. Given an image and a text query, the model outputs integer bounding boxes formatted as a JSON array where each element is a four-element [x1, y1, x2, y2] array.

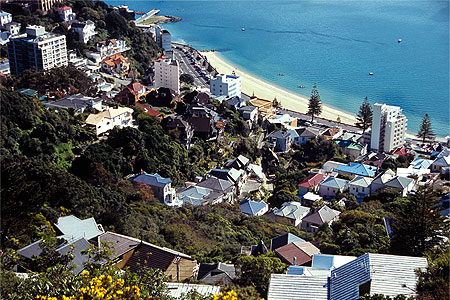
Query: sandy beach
[[202, 51, 421, 140], [202, 51, 358, 126]]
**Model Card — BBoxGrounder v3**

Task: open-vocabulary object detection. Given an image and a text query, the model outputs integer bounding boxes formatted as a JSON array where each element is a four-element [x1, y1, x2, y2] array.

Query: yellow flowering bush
[[36, 271, 142, 300]]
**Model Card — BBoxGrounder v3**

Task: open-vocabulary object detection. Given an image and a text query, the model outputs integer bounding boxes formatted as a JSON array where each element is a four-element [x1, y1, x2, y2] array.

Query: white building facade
[[370, 103, 407, 153], [85, 107, 133, 136], [0, 11, 12, 28], [210, 74, 241, 98], [72, 20, 96, 43], [154, 57, 180, 94], [7, 26, 68, 75]]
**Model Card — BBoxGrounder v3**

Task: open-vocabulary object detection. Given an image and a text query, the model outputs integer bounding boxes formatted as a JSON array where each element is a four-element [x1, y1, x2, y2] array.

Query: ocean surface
[[107, 0, 449, 137]]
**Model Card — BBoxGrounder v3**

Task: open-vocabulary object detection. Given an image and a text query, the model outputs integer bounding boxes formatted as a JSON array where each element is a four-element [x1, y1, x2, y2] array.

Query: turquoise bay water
[[108, 0, 449, 137]]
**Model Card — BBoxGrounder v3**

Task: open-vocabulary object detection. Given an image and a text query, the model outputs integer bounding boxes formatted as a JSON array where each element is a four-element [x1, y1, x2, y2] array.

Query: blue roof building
[[55, 215, 104, 241], [133, 173, 181, 206], [410, 158, 433, 169], [335, 162, 377, 177], [239, 198, 268, 216], [318, 177, 349, 198]]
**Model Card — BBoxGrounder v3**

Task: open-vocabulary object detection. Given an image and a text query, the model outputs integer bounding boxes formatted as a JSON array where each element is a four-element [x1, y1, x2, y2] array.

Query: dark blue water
[[108, 0, 449, 137]]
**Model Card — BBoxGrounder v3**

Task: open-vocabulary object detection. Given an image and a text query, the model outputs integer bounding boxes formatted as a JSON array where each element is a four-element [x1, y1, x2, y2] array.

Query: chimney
[[293, 256, 297, 265]]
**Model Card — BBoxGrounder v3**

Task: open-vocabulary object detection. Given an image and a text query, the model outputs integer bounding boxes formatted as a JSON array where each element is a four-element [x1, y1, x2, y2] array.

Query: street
[[172, 44, 211, 91]]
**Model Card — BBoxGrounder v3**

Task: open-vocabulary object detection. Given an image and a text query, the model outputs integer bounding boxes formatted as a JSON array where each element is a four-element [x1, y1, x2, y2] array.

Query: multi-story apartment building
[[210, 74, 241, 98], [7, 25, 68, 75], [86, 39, 130, 63], [19, 0, 62, 12], [155, 26, 172, 58], [71, 20, 96, 43], [154, 57, 180, 94], [370, 102, 407, 153]]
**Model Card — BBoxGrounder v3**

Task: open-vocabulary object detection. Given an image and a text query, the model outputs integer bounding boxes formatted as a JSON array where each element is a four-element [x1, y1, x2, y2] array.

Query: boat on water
[[369, 72, 374, 76], [241, 27, 246, 31], [298, 85, 305, 88], [397, 38, 402, 43], [278, 73, 284, 76]]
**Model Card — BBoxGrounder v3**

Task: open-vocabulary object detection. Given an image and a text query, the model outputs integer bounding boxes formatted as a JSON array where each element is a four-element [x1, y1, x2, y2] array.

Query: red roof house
[[298, 173, 328, 196]]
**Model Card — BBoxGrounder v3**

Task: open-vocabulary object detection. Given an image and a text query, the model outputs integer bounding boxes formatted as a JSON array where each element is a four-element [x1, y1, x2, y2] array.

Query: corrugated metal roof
[[55, 215, 104, 241], [330, 253, 428, 300], [165, 282, 220, 298], [268, 274, 329, 300]]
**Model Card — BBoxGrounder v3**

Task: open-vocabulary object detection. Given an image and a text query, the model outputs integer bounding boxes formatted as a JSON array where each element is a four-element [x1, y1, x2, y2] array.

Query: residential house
[[187, 115, 217, 140], [297, 173, 328, 196], [101, 54, 130, 75], [85, 107, 133, 136], [275, 241, 321, 266], [239, 198, 269, 216], [267, 114, 298, 129], [95, 232, 198, 281], [196, 177, 236, 203], [87, 39, 130, 62], [268, 274, 329, 300], [136, 103, 162, 119], [225, 155, 250, 170], [4, 22, 20, 36], [335, 140, 367, 158], [268, 253, 426, 300], [301, 192, 323, 207], [209, 168, 246, 189], [318, 177, 349, 198], [238, 106, 259, 123], [162, 115, 193, 146], [45, 93, 103, 112], [0, 11, 12, 28], [334, 162, 378, 178], [247, 164, 264, 182], [251, 240, 270, 256], [248, 97, 276, 119], [17, 88, 38, 97], [330, 253, 427, 299], [272, 202, 310, 227], [226, 96, 246, 109], [431, 155, 450, 174], [321, 128, 342, 140], [115, 86, 139, 106], [57, 6, 76, 22], [301, 205, 341, 233], [371, 169, 415, 196], [396, 157, 432, 178], [165, 283, 220, 299], [177, 185, 223, 206], [349, 176, 373, 199], [133, 173, 181, 206], [18, 237, 91, 274], [71, 20, 96, 43], [192, 92, 211, 105], [17, 215, 105, 274], [291, 127, 322, 146], [270, 233, 306, 251], [267, 130, 292, 152], [197, 263, 236, 285], [54, 215, 104, 241]]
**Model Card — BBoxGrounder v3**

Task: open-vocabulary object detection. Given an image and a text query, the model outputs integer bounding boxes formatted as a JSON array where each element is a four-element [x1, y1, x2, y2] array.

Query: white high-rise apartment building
[[210, 74, 241, 98], [370, 103, 407, 153], [7, 25, 68, 75], [154, 57, 180, 94]]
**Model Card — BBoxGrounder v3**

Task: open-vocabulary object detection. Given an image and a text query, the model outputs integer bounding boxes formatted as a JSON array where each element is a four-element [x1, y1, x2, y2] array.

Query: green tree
[[235, 252, 287, 296], [307, 84, 322, 122], [417, 114, 435, 143], [390, 186, 448, 256], [355, 96, 373, 132], [180, 73, 195, 84], [416, 246, 450, 300]]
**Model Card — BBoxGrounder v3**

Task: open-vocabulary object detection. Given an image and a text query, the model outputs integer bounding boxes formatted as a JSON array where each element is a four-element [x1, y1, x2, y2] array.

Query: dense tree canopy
[[356, 96, 373, 132]]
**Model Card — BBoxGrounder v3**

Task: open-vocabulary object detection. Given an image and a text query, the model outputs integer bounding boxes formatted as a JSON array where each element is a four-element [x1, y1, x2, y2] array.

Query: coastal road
[[277, 107, 362, 133], [172, 44, 211, 91]]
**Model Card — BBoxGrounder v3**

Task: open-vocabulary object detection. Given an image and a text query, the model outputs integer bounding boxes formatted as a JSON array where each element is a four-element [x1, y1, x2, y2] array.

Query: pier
[[134, 9, 160, 24]]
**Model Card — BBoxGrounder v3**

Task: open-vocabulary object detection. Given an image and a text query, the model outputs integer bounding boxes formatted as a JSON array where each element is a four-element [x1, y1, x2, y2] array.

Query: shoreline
[[201, 50, 433, 141]]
